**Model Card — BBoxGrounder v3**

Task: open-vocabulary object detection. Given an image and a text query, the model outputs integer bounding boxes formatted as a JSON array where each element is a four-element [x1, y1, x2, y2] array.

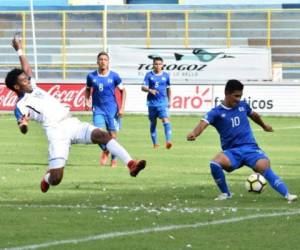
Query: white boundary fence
[[1, 82, 300, 115], [126, 83, 300, 115]]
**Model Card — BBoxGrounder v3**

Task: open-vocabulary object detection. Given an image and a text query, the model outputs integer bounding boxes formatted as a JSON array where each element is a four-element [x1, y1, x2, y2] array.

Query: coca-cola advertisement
[[2, 82, 300, 114], [0, 83, 86, 111]]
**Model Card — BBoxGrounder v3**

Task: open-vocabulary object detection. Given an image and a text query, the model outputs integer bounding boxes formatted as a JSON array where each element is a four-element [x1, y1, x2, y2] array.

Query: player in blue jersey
[[5, 36, 145, 193], [187, 79, 297, 202], [142, 57, 172, 149], [85, 51, 126, 168]]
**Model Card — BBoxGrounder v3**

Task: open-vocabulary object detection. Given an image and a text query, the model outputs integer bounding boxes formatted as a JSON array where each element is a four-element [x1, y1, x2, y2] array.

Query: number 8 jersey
[[202, 101, 257, 150]]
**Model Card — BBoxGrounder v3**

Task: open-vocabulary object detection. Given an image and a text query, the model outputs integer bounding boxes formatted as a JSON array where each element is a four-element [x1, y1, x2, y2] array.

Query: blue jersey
[[86, 70, 122, 115], [203, 101, 257, 150], [143, 71, 170, 107]]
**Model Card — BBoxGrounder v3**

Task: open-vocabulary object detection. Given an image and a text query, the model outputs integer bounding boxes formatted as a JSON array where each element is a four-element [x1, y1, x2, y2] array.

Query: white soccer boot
[[285, 193, 298, 203], [214, 193, 233, 201]]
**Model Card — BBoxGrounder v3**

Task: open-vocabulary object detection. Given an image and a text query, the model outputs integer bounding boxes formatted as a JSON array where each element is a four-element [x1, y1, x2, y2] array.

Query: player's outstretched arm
[[18, 115, 29, 134], [249, 111, 273, 132], [187, 120, 209, 141], [11, 35, 33, 78]]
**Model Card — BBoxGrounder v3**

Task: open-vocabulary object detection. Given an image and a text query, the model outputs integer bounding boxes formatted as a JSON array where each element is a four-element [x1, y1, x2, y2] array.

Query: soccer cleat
[[127, 160, 146, 177], [111, 159, 117, 168], [153, 144, 160, 149], [40, 178, 50, 193], [285, 193, 297, 203], [100, 150, 109, 165], [165, 142, 172, 149], [214, 193, 232, 201]]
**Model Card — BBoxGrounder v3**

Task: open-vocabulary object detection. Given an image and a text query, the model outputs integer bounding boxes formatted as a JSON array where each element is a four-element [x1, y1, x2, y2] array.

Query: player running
[[142, 56, 172, 149], [187, 79, 297, 202], [5, 36, 146, 193], [85, 52, 126, 168]]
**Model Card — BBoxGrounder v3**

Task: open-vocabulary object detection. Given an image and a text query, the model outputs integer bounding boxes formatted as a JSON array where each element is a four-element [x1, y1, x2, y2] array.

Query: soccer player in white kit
[[5, 36, 146, 193]]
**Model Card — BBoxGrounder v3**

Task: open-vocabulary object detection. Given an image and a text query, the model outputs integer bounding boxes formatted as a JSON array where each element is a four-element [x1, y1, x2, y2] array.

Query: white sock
[[106, 139, 132, 165], [44, 172, 50, 184]]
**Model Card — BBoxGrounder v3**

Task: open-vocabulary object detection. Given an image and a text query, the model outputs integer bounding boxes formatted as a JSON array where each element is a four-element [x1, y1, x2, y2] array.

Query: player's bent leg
[[91, 130, 147, 176], [91, 128, 112, 145], [150, 118, 158, 147], [210, 161, 231, 199], [91, 129, 111, 165], [41, 167, 64, 193], [49, 168, 64, 185], [255, 159, 296, 202], [93, 113, 109, 159], [211, 153, 233, 200], [162, 117, 172, 149], [109, 131, 118, 168]]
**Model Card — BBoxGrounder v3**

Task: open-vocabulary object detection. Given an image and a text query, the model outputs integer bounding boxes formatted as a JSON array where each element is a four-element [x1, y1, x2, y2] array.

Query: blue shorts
[[223, 144, 269, 171], [93, 113, 121, 132], [148, 106, 169, 121]]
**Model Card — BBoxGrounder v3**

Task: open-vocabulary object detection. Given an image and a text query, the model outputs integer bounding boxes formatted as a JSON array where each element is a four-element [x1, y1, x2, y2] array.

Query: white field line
[[2, 210, 300, 250]]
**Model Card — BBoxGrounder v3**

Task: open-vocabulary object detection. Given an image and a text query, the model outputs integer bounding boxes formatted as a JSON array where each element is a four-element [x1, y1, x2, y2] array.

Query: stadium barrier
[[1, 82, 300, 115], [1, 8, 300, 80]]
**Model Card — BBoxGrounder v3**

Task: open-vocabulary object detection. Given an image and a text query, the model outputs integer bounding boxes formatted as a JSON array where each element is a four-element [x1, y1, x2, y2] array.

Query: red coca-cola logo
[[0, 85, 19, 110], [46, 84, 86, 110], [0, 83, 86, 111]]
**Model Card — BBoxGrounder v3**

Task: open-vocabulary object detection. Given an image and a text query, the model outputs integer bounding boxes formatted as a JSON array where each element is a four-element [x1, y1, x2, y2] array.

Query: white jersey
[[14, 79, 97, 168], [14, 79, 70, 127]]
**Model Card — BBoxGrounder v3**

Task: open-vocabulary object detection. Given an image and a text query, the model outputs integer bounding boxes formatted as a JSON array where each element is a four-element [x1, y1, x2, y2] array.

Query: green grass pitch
[[0, 114, 300, 250]]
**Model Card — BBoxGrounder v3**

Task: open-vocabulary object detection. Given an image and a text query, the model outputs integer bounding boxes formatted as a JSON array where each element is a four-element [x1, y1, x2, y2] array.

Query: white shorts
[[45, 117, 96, 169]]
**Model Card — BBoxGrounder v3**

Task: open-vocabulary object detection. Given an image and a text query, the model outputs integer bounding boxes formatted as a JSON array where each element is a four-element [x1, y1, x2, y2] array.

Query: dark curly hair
[[5, 68, 24, 92], [153, 56, 163, 63], [225, 79, 243, 94], [97, 51, 109, 60]]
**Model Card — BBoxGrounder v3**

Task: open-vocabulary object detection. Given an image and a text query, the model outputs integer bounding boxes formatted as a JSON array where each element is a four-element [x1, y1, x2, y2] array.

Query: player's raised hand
[[263, 124, 273, 132], [12, 33, 22, 51]]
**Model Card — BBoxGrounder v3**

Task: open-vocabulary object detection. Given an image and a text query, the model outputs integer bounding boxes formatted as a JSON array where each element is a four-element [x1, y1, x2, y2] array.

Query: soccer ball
[[245, 173, 267, 193]]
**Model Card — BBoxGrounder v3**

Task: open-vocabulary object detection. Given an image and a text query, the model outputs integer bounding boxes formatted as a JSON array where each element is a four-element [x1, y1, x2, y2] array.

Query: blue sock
[[262, 168, 288, 197], [163, 122, 172, 142], [99, 144, 107, 151], [150, 120, 158, 145], [210, 161, 230, 195]]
